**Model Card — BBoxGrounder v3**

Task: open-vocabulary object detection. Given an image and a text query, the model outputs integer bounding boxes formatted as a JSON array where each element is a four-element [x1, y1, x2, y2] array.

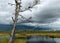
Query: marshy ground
[[0, 30, 60, 43]]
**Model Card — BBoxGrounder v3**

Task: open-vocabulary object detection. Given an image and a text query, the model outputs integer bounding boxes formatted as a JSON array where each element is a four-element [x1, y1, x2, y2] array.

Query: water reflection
[[26, 36, 56, 43], [54, 38, 60, 43]]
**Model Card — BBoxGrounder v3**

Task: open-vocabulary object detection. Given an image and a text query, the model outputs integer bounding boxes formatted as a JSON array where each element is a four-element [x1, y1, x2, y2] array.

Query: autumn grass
[[0, 38, 9, 43], [14, 39, 26, 43], [0, 38, 26, 43], [0, 30, 60, 38]]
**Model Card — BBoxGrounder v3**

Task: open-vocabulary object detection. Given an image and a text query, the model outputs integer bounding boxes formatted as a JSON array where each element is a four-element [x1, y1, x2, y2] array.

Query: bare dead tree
[[9, 0, 40, 43], [9, 0, 20, 43]]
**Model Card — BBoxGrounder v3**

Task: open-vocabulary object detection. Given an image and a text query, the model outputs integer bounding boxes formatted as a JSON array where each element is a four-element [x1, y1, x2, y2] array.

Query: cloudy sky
[[0, 0, 60, 30]]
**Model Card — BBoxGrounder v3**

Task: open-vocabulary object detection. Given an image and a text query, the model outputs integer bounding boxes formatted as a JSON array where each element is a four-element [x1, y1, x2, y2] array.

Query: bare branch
[[12, 17, 15, 22], [20, 0, 40, 12], [19, 15, 32, 22], [8, 3, 15, 6]]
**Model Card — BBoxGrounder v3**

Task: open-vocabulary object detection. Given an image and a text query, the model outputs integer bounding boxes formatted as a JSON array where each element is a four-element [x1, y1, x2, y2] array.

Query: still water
[[26, 36, 60, 43], [54, 38, 60, 43]]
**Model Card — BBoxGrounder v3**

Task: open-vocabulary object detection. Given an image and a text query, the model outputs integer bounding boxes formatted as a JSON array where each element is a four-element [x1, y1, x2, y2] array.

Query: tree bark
[[9, 0, 20, 43]]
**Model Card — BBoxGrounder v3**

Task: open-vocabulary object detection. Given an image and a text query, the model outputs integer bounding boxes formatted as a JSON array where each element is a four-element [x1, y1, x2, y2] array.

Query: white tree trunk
[[9, 0, 20, 43]]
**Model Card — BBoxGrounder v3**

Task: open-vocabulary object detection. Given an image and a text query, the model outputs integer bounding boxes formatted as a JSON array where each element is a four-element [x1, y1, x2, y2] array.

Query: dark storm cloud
[[30, 0, 60, 23]]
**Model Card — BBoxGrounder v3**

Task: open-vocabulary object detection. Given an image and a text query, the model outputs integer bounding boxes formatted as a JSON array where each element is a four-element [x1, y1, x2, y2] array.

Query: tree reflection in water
[[26, 36, 56, 43]]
